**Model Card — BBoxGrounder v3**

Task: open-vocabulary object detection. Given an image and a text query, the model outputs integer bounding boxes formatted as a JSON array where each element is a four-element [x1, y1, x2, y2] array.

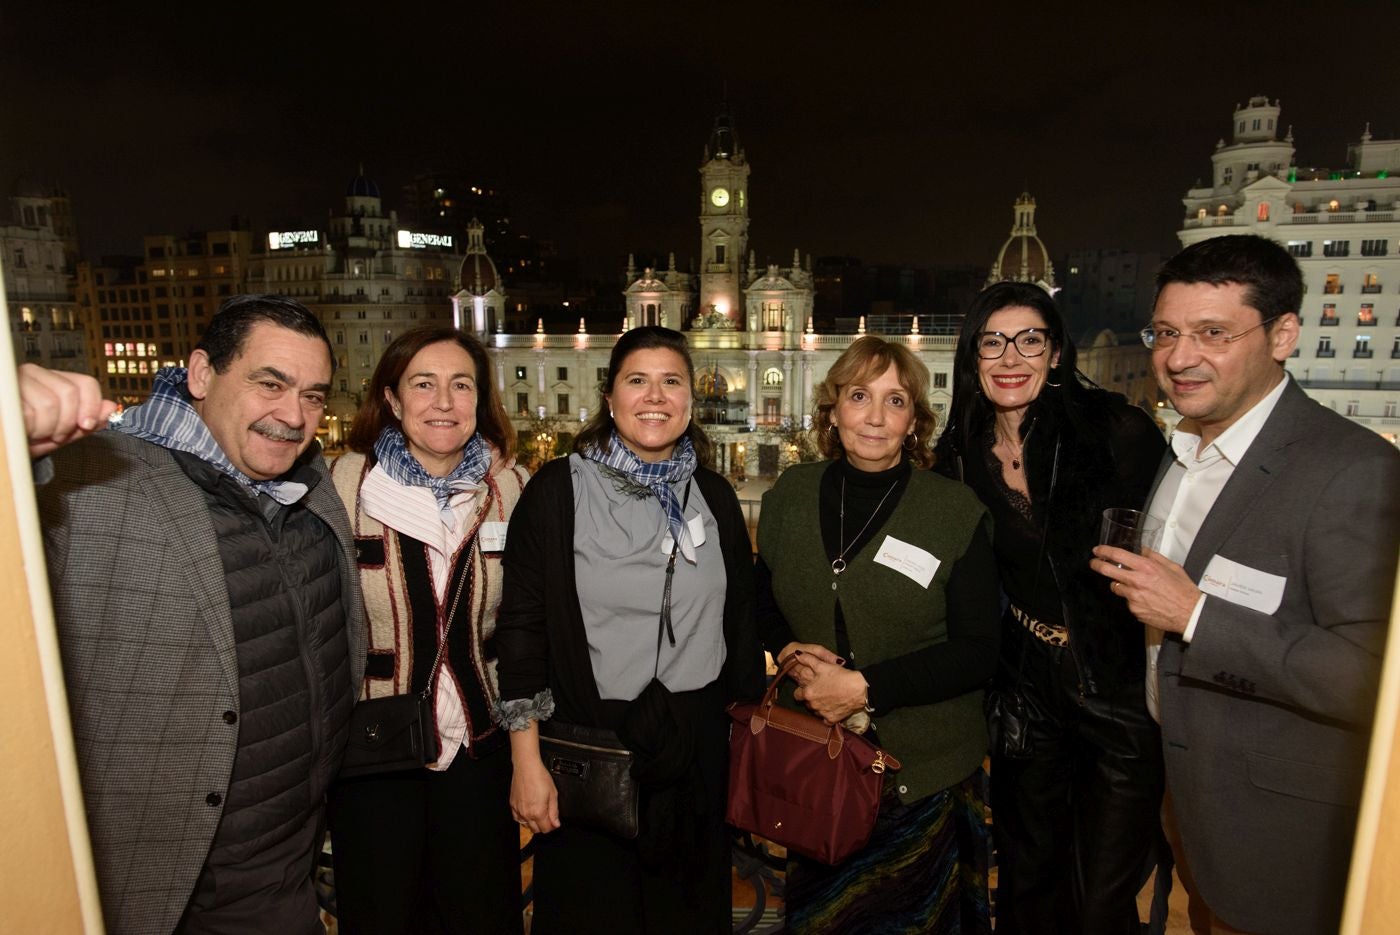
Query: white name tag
[[661, 513, 707, 554], [1199, 554, 1286, 615], [479, 521, 509, 553], [873, 535, 941, 589]]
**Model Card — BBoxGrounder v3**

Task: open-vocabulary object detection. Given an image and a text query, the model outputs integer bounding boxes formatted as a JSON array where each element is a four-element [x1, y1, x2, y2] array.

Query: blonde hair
[[813, 336, 936, 469]]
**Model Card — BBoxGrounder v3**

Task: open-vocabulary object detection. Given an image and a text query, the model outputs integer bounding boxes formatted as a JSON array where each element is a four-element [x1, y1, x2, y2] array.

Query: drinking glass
[[1100, 508, 1163, 561]]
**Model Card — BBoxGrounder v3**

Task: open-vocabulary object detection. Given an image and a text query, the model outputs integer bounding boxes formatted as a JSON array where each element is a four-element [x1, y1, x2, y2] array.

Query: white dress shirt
[[1144, 373, 1289, 721], [361, 463, 483, 770]]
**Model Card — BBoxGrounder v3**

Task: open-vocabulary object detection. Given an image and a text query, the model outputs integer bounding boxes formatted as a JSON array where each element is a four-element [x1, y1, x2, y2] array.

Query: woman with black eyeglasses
[[934, 282, 1167, 934]]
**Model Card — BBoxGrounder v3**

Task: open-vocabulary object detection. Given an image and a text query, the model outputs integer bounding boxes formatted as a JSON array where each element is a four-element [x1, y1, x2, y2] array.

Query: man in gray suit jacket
[[23, 295, 366, 935], [1092, 236, 1399, 934]]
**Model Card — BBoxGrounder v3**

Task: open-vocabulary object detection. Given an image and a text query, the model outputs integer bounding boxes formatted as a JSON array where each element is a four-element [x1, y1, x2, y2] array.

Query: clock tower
[[697, 110, 750, 329]]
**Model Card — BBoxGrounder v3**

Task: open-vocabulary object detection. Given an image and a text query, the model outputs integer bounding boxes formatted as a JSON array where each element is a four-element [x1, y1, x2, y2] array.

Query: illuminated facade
[[987, 192, 1056, 290], [74, 229, 251, 405], [486, 113, 952, 479], [1178, 96, 1400, 444], [246, 171, 457, 444], [3, 178, 84, 374], [453, 220, 506, 335]]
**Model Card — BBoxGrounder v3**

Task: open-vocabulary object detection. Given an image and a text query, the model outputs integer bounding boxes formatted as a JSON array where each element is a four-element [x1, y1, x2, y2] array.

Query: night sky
[[5, 1, 1399, 278]]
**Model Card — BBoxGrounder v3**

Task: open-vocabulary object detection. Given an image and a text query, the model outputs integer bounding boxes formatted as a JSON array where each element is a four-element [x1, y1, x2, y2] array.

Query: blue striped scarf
[[581, 430, 697, 549], [115, 367, 309, 504], [373, 426, 491, 520]]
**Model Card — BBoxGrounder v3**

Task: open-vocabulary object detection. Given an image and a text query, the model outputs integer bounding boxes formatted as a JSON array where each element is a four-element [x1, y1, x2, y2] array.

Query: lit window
[[1257, 203, 1270, 222], [763, 367, 783, 387]]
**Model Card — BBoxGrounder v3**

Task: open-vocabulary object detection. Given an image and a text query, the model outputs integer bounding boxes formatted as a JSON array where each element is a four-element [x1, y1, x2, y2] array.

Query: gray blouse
[[569, 453, 728, 701]]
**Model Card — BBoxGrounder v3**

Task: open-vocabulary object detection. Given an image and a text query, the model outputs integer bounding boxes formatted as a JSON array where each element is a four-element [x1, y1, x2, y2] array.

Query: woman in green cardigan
[[755, 336, 1000, 934]]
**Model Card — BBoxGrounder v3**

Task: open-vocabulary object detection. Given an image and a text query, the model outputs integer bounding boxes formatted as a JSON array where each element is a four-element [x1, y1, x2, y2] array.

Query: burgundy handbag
[[726, 654, 901, 865]]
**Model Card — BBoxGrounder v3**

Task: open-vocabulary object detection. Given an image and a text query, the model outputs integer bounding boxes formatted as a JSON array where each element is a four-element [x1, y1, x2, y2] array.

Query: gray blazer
[[1156, 378, 1399, 935], [37, 432, 366, 935]]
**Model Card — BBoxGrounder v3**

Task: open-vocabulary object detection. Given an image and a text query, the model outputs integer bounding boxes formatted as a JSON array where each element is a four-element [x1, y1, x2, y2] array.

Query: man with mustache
[[22, 294, 365, 935], [1091, 236, 1399, 935]]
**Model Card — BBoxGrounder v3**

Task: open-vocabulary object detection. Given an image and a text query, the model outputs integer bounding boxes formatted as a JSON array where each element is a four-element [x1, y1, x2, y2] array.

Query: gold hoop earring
[[903, 433, 918, 451]]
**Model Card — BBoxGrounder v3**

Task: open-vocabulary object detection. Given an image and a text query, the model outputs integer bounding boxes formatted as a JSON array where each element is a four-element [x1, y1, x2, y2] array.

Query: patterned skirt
[[784, 768, 992, 935]]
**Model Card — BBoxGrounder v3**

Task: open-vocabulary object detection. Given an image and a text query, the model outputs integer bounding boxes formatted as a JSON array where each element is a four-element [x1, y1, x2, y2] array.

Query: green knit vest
[[758, 461, 989, 803]]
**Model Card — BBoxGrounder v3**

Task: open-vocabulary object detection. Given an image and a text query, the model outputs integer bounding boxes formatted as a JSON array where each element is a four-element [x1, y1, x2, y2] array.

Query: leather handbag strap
[[420, 549, 473, 702], [757, 653, 901, 770]]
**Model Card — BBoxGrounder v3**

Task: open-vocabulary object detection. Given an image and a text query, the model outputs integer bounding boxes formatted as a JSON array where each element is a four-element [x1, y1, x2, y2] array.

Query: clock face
[[710, 187, 730, 207]]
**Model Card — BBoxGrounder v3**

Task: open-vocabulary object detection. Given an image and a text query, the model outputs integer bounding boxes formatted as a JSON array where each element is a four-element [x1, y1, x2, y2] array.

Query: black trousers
[[991, 624, 1163, 935], [327, 741, 523, 935]]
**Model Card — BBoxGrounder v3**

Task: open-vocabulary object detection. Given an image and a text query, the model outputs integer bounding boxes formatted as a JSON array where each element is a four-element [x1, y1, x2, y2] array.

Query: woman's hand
[[508, 725, 560, 834], [793, 657, 871, 726], [777, 641, 842, 684]]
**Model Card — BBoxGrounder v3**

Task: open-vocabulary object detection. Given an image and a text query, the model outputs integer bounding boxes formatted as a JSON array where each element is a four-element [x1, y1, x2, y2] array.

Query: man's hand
[[19, 364, 118, 457], [1090, 546, 1201, 634]]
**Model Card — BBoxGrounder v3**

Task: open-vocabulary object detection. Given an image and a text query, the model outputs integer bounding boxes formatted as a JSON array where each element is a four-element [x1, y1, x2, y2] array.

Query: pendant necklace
[[831, 475, 900, 576], [1005, 436, 1025, 471], [997, 421, 1031, 471]]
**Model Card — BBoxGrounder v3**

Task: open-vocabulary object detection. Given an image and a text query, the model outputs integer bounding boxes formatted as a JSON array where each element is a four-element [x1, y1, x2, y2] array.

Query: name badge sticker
[[1198, 554, 1286, 615], [661, 513, 707, 554], [479, 521, 509, 553], [873, 535, 941, 589]]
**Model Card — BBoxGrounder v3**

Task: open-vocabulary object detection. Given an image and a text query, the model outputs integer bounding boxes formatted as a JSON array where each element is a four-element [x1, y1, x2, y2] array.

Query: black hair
[[195, 294, 335, 374], [573, 325, 713, 469], [937, 281, 1095, 456], [1154, 235, 1302, 322]]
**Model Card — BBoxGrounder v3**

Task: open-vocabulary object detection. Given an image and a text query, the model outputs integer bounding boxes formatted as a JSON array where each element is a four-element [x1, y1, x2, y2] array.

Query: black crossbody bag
[[537, 482, 692, 839], [339, 552, 471, 778]]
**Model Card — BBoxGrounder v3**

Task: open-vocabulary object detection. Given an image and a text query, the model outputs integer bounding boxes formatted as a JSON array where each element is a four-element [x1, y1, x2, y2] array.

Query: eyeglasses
[[976, 328, 1052, 360], [1140, 316, 1279, 351]]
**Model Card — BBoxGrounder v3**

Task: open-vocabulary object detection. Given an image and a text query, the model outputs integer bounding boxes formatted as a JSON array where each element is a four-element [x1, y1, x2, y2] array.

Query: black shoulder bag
[[339, 552, 472, 778]]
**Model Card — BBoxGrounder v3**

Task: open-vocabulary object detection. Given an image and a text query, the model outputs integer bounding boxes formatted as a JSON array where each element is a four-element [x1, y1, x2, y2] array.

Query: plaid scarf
[[582, 431, 698, 555], [114, 367, 309, 504], [373, 425, 491, 520]]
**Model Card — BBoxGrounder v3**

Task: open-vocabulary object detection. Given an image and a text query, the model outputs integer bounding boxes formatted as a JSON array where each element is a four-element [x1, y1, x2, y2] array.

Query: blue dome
[[346, 174, 380, 198]]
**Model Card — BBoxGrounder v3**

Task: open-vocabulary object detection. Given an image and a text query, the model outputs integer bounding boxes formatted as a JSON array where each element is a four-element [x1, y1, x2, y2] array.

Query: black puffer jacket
[[175, 451, 352, 909]]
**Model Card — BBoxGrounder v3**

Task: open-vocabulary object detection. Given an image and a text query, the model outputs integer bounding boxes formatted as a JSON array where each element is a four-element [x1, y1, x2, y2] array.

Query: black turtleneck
[[754, 456, 999, 715]]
